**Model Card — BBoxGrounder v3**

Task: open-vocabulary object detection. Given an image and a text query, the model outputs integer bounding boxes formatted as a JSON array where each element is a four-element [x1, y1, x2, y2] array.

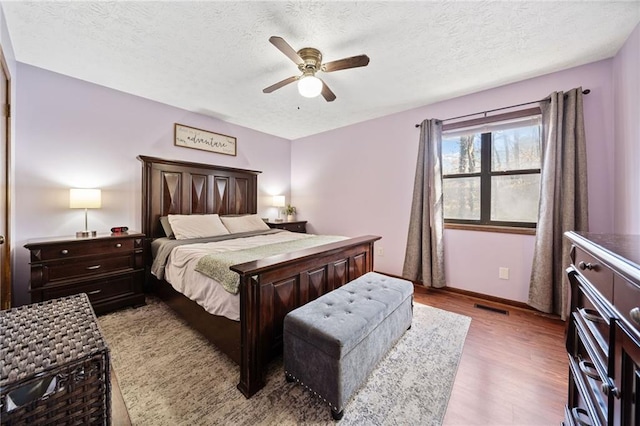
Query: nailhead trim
[[285, 370, 341, 411]]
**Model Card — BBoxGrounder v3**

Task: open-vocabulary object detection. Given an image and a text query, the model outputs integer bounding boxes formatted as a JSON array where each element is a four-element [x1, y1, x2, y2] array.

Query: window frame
[[442, 107, 542, 229]]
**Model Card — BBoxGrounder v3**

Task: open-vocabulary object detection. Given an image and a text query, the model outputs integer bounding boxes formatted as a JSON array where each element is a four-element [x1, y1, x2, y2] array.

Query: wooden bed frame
[[138, 155, 380, 397]]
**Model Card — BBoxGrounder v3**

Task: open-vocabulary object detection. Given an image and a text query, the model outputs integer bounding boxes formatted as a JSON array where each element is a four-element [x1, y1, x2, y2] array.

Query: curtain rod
[[414, 89, 590, 128]]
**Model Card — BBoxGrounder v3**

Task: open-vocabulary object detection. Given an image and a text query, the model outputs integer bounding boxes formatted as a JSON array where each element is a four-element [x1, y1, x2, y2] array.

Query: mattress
[[155, 231, 346, 321]]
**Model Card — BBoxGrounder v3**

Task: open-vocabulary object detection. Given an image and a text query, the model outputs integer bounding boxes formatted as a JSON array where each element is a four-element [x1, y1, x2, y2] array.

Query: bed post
[[237, 274, 266, 398]]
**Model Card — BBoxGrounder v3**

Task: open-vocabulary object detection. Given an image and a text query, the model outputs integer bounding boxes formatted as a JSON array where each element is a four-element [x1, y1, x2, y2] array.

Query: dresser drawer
[[574, 247, 614, 302], [567, 357, 603, 426], [573, 326, 609, 424], [33, 238, 136, 261], [570, 269, 611, 360], [42, 254, 135, 282], [285, 222, 306, 233], [613, 274, 640, 335], [267, 221, 307, 233], [26, 232, 146, 314], [40, 274, 140, 304]]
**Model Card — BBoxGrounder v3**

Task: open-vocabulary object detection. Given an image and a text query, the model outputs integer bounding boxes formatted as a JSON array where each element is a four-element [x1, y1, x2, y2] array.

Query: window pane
[[491, 174, 540, 222], [491, 125, 541, 172], [443, 177, 480, 220], [442, 134, 481, 175]]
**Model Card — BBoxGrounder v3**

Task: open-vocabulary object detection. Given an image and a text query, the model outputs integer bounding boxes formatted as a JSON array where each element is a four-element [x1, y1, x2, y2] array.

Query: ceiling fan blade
[[322, 55, 370, 72], [269, 36, 304, 65], [320, 79, 336, 102], [263, 75, 298, 93]]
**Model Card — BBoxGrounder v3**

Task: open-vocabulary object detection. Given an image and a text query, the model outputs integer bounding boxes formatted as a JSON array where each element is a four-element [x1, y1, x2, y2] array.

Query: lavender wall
[[613, 23, 640, 234], [292, 60, 614, 303], [12, 64, 291, 306], [9, 26, 637, 308]]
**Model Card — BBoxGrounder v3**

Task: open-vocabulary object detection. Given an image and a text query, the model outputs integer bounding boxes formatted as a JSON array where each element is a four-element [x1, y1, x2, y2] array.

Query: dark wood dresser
[[25, 232, 145, 315], [565, 232, 640, 426], [266, 220, 307, 233]]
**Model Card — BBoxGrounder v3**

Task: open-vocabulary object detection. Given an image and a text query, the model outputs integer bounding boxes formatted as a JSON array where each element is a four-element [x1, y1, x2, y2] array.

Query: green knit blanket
[[195, 235, 347, 294]]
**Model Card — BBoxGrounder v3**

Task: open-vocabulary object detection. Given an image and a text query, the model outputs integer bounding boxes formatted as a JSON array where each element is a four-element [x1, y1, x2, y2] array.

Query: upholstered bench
[[283, 271, 413, 420]]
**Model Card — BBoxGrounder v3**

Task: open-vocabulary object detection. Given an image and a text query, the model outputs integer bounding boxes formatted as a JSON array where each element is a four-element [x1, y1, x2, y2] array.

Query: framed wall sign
[[174, 123, 237, 156]]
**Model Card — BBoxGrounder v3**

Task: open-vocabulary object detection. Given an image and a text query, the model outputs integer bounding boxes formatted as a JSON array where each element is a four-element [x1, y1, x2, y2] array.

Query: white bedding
[[163, 231, 316, 321]]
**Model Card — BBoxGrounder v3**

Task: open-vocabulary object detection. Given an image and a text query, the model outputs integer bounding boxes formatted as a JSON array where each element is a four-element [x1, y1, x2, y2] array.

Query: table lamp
[[272, 195, 285, 222], [69, 188, 101, 237]]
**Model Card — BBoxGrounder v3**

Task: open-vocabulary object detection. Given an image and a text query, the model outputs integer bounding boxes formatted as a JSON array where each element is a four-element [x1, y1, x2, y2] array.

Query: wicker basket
[[0, 293, 111, 425]]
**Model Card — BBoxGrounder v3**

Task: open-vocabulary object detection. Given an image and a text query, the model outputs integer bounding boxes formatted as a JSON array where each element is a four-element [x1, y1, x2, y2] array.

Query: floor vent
[[474, 303, 509, 315]]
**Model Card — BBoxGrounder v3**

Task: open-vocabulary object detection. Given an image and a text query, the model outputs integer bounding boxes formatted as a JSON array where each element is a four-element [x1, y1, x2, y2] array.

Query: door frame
[[0, 43, 11, 310]]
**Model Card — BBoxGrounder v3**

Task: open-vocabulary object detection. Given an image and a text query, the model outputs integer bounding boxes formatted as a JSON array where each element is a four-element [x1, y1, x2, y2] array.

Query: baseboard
[[374, 270, 560, 319], [427, 286, 532, 310]]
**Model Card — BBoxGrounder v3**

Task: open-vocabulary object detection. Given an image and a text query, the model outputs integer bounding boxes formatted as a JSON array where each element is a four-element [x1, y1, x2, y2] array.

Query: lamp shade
[[69, 188, 102, 209], [272, 195, 286, 207], [297, 75, 323, 98]]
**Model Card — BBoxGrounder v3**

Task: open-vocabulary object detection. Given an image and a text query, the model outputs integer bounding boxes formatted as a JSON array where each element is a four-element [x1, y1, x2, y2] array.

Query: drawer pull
[[570, 407, 592, 426], [87, 290, 101, 295], [85, 265, 102, 270], [578, 308, 604, 323], [601, 382, 620, 399], [578, 360, 600, 381], [115, 243, 122, 248], [630, 307, 640, 325], [60, 249, 69, 255], [578, 261, 598, 271]]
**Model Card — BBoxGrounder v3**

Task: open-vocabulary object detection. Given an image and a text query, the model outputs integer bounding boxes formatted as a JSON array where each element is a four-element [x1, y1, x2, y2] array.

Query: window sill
[[444, 223, 536, 236]]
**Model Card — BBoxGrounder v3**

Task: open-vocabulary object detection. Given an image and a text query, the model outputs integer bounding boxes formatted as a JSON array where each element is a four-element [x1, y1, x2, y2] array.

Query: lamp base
[[76, 230, 97, 238]]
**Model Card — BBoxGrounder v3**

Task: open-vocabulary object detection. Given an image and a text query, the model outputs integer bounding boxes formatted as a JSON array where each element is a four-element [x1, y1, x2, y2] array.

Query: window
[[442, 111, 542, 228]]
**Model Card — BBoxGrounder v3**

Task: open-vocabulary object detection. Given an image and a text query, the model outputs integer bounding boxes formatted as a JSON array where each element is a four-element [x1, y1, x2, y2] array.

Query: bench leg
[[331, 408, 344, 421]]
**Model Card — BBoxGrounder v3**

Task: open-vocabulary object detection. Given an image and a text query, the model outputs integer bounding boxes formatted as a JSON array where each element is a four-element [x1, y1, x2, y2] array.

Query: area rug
[[98, 297, 471, 425]]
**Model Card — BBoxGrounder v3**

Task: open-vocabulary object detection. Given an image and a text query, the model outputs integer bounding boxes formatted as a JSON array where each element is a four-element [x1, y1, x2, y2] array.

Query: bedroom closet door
[[0, 45, 10, 310]]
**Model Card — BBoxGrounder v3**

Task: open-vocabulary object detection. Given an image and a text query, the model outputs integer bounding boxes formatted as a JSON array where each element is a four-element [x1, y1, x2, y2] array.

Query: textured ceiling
[[2, 1, 639, 140]]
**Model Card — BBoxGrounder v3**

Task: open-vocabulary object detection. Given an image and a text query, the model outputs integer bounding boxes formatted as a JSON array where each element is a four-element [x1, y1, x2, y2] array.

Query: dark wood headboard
[[138, 155, 261, 239]]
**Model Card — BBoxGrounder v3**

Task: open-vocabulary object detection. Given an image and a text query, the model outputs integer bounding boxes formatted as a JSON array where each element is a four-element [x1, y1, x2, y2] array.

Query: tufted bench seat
[[283, 271, 413, 420]]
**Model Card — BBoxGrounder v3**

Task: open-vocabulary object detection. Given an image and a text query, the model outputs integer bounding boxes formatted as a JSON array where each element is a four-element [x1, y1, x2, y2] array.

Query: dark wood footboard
[[231, 235, 380, 397]]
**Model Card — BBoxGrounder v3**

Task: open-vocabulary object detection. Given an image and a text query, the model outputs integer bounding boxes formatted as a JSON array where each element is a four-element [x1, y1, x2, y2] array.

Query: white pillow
[[220, 214, 270, 234], [168, 214, 230, 240]]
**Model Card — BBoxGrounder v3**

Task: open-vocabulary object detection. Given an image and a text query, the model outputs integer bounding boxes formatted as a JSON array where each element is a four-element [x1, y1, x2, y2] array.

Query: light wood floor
[[111, 289, 567, 425], [110, 369, 131, 425], [415, 289, 567, 426]]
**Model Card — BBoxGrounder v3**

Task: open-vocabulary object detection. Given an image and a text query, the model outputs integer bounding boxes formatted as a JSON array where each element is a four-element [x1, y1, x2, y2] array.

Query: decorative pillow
[[168, 214, 230, 240], [220, 214, 270, 234], [159, 216, 175, 239]]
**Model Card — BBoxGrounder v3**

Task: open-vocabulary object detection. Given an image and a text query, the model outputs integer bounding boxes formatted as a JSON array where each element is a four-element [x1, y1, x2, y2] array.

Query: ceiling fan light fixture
[[265, 36, 369, 102], [297, 74, 322, 98]]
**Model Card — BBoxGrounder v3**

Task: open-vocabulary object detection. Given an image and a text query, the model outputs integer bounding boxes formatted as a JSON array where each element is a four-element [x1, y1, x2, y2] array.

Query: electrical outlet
[[376, 246, 384, 257], [499, 267, 509, 280]]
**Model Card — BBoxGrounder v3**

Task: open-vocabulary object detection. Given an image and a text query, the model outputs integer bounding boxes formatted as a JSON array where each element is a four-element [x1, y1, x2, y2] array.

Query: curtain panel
[[528, 88, 589, 319], [403, 119, 445, 288]]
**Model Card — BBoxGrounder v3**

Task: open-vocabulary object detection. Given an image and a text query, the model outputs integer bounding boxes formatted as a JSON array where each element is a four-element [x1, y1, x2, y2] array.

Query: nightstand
[[24, 232, 146, 315], [266, 220, 307, 233]]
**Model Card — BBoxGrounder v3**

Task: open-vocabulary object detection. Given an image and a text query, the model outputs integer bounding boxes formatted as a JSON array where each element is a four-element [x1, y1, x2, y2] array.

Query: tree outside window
[[442, 115, 541, 228]]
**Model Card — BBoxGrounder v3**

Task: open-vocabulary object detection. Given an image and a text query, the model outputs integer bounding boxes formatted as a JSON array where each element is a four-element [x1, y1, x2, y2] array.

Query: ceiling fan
[[263, 36, 370, 102]]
